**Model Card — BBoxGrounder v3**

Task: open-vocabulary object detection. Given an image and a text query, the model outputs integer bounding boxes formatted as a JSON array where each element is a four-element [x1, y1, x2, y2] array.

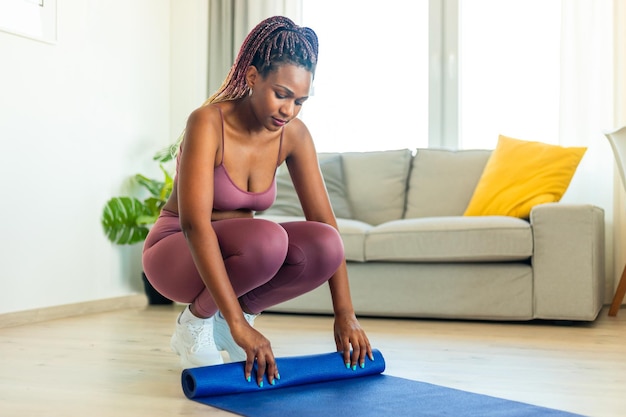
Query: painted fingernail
[[259, 381, 264, 388], [246, 376, 251, 383], [351, 365, 356, 371], [360, 362, 365, 369], [276, 373, 281, 380], [345, 362, 350, 369], [271, 379, 276, 386]]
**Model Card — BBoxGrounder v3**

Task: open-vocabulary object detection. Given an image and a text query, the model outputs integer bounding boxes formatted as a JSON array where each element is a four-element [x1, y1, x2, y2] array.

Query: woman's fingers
[[334, 316, 374, 370], [244, 355, 254, 383], [244, 351, 278, 387], [240, 331, 278, 387], [255, 354, 267, 387], [351, 336, 373, 368], [265, 354, 279, 385]]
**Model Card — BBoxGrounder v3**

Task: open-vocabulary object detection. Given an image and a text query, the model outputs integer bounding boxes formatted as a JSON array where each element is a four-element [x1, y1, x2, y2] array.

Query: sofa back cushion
[[341, 149, 412, 225], [405, 149, 491, 218], [261, 153, 353, 219]]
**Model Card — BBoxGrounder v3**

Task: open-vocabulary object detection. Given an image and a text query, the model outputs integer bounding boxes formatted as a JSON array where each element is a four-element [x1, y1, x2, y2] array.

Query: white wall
[[0, 0, 173, 314], [169, 1, 209, 141]]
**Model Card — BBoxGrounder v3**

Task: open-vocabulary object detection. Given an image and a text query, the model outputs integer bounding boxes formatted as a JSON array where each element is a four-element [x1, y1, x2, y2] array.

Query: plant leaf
[[101, 197, 150, 245], [153, 142, 178, 163], [101, 151, 175, 245], [159, 164, 174, 200], [135, 174, 165, 199]]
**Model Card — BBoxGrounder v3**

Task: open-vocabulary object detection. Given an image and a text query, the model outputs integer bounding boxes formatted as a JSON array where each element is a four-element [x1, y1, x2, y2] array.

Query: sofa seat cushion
[[336, 218, 372, 262], [254, 214, 371, 262], [365, 216, 532, 262]]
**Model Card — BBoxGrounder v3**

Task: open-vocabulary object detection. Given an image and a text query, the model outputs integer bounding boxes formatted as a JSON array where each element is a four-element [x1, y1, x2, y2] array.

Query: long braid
[[205, 16, 318, 105]]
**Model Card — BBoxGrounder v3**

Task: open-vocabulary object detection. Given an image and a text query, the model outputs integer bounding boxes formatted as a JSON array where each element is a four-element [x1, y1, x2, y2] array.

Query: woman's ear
[[245, 66, 259, 90]]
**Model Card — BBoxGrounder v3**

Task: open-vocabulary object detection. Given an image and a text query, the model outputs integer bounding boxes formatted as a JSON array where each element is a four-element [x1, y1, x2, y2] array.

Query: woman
[[142, 16, 372, 387]]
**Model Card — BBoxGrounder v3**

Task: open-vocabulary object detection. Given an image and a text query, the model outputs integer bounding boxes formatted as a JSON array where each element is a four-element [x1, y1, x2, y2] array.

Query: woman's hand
[[230, 323, 279, 387], [333, 311, 373, 370]]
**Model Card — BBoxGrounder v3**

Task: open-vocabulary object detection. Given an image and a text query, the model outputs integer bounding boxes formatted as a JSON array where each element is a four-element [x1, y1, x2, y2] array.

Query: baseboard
[[0, 294, 148, 328]]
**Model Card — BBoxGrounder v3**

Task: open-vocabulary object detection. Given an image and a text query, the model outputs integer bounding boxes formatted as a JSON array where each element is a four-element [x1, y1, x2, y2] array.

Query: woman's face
[[248, 63, 312, 131]]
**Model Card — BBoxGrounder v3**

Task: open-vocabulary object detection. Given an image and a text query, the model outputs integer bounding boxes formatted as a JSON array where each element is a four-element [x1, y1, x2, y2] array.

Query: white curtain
[[207, 0, 303, 96], [611, 0, 626, 305], [558, 0, 615, 300]]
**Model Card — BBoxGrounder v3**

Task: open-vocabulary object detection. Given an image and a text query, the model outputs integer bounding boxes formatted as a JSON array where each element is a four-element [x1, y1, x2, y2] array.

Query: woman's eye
[[275, 92, 286, 99]]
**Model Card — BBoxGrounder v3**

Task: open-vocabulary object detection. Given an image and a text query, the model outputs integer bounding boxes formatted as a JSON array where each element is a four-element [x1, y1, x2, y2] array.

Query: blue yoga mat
[[182, 349, 585, 417]]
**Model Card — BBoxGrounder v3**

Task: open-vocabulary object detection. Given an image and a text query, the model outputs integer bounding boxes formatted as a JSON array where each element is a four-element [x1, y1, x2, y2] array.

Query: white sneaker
[[214, 311, 258, 362], [170, 313, 224, 368]]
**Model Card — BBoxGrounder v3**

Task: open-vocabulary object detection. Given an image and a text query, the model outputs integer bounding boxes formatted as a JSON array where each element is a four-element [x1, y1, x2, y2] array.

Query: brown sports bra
[[175, 107, 282, 212]]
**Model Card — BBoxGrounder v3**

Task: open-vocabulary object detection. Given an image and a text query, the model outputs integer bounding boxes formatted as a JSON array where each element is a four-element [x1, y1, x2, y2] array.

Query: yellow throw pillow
[[464, 135, 586, 218]]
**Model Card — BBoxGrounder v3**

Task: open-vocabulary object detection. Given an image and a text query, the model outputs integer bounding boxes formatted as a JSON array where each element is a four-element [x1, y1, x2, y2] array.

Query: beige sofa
[[257, 149, 605, 322]]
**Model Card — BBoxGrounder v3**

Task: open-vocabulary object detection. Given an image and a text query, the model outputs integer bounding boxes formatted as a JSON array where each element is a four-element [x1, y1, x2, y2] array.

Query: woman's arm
[[177, 106, 277, 385], [283, 120, 373, 368], [178, 107, 243, 325]]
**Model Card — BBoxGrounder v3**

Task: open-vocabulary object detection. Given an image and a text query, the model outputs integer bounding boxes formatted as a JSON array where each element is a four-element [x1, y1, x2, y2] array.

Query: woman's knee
[[312, 223, 344, 272], [284, 221, 344, 273], [219, 218, 289, 274]]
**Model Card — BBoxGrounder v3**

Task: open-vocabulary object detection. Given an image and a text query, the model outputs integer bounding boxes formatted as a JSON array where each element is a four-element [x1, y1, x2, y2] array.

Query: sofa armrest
[[530, 203, 605, 320]]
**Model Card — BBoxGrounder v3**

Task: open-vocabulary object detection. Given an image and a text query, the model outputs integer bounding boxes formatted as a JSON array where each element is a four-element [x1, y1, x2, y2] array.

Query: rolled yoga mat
[[182, 349, 385, 398], [181, 349, 586, 417]]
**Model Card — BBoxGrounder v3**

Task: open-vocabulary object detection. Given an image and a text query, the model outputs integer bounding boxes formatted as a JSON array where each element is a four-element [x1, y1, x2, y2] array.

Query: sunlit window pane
[[302, 0, 429, 152], [302, 1, 560, 152], [458, 0, 561, 149]]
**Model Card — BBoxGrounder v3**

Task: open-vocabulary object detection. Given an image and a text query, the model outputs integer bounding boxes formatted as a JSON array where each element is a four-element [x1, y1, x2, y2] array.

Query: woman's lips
[[272, 117, 287, 127]]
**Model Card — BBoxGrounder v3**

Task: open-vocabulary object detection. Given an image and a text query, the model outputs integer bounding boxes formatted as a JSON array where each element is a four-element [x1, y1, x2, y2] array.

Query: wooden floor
[[1, 304, 625, 417]]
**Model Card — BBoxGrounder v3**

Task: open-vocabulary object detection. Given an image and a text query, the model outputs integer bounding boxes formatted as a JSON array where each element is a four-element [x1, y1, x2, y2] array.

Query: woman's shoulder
[[284, 117, 313, 142], [188, 103, 224, 124], [182, 104, 228, 151], [281, 117, 316, 160], [185, 104, 227, 140]]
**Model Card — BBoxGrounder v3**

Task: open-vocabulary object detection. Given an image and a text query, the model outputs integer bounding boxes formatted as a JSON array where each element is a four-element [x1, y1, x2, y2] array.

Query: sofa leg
[[608, 264, 626, 317]]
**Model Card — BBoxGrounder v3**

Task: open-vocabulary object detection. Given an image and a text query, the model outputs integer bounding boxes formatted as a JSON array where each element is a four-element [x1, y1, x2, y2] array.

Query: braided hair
[[170, 16, 317, 154], [206, 16, 319, 105]]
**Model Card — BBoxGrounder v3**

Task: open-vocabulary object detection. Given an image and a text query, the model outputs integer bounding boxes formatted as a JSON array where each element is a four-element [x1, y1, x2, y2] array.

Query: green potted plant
[[101, 145, 176, 304]]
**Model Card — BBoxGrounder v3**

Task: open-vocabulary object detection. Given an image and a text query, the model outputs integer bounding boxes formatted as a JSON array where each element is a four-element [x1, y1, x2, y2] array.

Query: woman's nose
[[280, 101, 295, 118]]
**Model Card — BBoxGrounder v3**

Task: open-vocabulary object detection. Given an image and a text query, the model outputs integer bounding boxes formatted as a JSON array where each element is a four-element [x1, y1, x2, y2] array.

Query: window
[[301, 0, 429, 152], [458, 0, 561, 149], [301, 0, 561, 152]]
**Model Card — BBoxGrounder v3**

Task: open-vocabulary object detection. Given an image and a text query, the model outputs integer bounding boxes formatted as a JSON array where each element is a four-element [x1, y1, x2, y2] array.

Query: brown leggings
[[142, 210, 344, 317]]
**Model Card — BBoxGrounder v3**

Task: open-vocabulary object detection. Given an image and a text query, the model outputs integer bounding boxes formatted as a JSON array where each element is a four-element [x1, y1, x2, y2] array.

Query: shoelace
[[188, 320, 215, 353], [243, 312, 258, 326]]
